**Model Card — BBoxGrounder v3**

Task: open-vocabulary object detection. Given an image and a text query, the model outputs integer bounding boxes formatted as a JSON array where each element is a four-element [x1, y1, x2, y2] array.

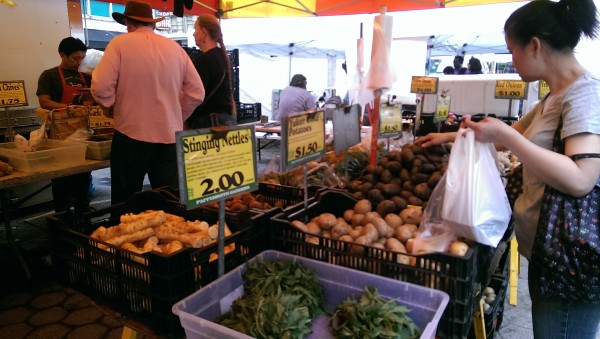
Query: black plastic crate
[[237, 102, 261, 124], [269, 189, 487, 339], [46, 189, 264, 334], [227, 48, 239, 68], [231, 67, 240, 104], [469, 275, 508, 339]]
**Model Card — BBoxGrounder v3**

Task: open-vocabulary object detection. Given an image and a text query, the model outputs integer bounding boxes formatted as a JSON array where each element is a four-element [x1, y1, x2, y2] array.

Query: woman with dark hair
[[452, 55, 467, 74], [442, 66, 455, 75], [416, 1, 600, 337], [187, 14, 236, 129], [467, 57, 483, 74]]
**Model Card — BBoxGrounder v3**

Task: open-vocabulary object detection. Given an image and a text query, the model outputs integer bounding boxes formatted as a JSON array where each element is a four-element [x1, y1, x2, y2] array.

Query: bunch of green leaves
[[330, 286, 421, 339], [217, 259, 325, 339]]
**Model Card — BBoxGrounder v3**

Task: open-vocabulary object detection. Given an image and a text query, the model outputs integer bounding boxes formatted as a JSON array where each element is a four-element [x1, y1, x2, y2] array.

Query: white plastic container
[[0, 139, 87, 172], [172, 250, 449, 339]]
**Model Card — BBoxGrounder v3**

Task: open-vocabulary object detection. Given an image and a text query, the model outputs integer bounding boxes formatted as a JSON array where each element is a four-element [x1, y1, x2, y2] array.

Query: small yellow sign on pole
[[0, 80, 28, 107], [410, 76, 439, 94]]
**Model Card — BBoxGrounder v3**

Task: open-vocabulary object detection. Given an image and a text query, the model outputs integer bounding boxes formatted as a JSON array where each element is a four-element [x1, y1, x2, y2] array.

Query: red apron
[[58, 67, 88, 105]]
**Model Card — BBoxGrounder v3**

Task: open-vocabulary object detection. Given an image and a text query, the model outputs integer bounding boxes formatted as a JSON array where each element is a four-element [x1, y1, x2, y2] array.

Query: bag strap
[[552, 116, 600, 161], [571, 153, 600, 161]]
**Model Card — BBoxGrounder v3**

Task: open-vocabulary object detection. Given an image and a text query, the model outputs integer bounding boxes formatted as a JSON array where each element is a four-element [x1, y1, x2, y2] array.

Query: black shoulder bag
[[531, 117, 600, 301]]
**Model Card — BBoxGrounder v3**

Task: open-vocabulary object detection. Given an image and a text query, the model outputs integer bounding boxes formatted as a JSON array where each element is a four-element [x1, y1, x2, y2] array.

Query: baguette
[[106, 228, 155, 247], [154, 228, 207, 248]]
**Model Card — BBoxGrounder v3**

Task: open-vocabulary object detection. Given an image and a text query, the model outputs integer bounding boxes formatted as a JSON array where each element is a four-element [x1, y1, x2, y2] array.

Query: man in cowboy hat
[[91, 0, 205, 205]]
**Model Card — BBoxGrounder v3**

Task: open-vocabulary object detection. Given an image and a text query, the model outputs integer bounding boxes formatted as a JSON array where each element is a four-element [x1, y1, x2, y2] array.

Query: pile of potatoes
[[290, 198, 469, 264], [344, 144, 449, 216]]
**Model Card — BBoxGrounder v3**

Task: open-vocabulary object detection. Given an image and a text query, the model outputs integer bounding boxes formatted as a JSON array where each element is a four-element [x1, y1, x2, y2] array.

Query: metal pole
[[218, 199, 225, 277]]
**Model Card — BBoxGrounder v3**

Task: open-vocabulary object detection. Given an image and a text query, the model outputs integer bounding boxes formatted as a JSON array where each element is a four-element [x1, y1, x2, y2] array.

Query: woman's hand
[[463, 117, 510, 144], [414, 132, 456, 148]]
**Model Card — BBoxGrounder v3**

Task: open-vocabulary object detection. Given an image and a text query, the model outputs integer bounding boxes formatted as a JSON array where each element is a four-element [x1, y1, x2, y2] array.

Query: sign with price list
[[379, 104, 402, 138], [282, 110, 325, 171], [410, 76, 439, 94], [0, 81, 28, 107], [494, 80, 528, 99], [176, 126, 258, 209]]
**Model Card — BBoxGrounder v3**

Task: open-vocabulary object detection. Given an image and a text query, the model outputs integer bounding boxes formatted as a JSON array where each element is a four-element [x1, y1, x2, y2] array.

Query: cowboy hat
[[112, 1, 164, 25]]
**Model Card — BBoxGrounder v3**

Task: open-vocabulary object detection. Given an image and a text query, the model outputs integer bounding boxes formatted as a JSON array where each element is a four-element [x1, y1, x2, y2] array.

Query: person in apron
[[36, 37, 92, 213]]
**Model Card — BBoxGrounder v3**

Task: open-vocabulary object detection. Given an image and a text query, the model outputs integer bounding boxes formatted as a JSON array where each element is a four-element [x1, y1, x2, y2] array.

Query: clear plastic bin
[[0, 139, 87, 172], [172, 250, 449, 339], [84, 140, 111, 160]]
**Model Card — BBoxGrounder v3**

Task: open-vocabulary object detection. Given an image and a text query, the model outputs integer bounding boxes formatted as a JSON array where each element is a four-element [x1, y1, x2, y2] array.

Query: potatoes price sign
[[410, 76, 438, 94], [176, 126, 258, 209], [284, 110, 325, 170], [0, 81, 28, 107], [379, 104, 402, 137], [434, 95, 451, 123], [495, 80, 527, 99]]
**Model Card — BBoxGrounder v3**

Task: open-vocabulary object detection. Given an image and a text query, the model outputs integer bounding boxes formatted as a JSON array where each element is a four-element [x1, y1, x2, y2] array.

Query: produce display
[[217, 259, 325, 338], [344, 143, 450, 213], [216, 259, 421, 339], [330, 287, 421, 339], [290, 198, 470, 261], [90, 209, 234, 257], [205, 192, 283, 212], [260, 160, 340, 188], [0, 155, 14, 177]]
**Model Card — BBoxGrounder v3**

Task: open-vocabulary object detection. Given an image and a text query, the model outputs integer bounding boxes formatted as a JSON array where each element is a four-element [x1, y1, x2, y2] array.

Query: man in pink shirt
[[92, 0, 205, 205]]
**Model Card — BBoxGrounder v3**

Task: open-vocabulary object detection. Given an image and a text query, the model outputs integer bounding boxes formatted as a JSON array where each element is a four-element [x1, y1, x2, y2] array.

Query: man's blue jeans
[[529, 264, 600, 339]]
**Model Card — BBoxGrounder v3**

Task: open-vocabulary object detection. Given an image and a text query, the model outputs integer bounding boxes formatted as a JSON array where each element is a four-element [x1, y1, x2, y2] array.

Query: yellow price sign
[[434, 95, 451, 123], [90, 116, 114, 128], [379, 104, 402, 137], [0, 81, 28, 107], [495, 80, 528, 99], [538, 80, 549, 100], [410, 76, 439, 94], [176, 127, 257, 208], [284, 110, 325, 169]]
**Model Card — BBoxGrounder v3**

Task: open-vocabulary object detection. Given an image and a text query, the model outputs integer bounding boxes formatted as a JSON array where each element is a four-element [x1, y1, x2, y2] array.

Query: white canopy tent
[[214, 1, 600, 117]]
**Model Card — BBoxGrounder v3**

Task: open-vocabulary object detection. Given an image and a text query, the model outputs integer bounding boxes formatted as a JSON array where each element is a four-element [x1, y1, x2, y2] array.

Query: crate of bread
[[47, 189, 264, 334]]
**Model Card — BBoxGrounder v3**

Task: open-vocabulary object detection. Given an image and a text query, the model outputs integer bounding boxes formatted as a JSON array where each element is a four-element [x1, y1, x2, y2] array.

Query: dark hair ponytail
[[504, 0, 598, 51]]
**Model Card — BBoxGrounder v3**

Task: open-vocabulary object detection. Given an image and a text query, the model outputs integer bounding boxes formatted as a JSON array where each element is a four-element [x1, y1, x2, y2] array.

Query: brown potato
[[384, 213, 403, 228], [291, 220, 308, 232], [394, 224, 418, 243], [343, 209, 355, 222], [399, 208, 423, 225], [318, 213, 337, 230], [354, 199, 372, 214]]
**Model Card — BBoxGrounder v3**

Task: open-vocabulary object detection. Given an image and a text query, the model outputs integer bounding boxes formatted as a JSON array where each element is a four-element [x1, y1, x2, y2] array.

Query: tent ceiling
[[100, 0, 527, 18]]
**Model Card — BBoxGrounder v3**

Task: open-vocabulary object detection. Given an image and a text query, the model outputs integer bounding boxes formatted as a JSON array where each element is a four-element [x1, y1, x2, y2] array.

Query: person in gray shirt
[[275, 74, 316, 121]]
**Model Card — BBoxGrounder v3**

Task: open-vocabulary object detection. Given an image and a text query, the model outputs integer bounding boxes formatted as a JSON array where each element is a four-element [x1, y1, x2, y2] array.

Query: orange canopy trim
[[105, 0, 218, 16], [99, 0, 527, 17]]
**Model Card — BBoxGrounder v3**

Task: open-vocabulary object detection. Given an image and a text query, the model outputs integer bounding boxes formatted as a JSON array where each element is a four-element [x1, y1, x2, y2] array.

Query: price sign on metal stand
[[538, 80, 549, 100], [434, 94, 451, 124], [176, 126, 258, 208], [282, 110, 326, 171], [1, 80, 28, 141], [410, 76, 439, 95], [410, 76, 439, 136], [494, 80, 528, 99], [495, 80, 528, 117], [379, 103, 402, 138], [176, 125, 258, 277], [0, 81, 28, 107], [282, 110, 326, 219]]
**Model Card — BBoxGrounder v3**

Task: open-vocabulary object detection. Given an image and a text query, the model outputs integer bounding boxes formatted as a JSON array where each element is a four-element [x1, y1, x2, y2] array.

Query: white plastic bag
[[413, 173, 457, 254], [79, 49, 104, 74], [441, 128, 511, 247]]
